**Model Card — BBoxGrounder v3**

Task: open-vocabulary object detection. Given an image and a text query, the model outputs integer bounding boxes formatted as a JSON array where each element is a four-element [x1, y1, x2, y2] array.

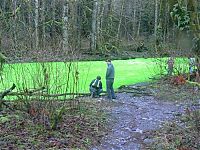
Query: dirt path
[[92, 93, 185, 150]]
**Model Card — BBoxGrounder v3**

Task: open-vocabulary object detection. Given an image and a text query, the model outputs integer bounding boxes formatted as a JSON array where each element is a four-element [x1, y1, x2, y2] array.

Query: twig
[[25, 86, 46, 94]]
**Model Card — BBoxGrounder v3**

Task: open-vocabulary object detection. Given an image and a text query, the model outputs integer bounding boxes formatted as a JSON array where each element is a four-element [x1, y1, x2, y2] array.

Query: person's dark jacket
[[89, 79, 102, 89], [106, 64, 115, 80]]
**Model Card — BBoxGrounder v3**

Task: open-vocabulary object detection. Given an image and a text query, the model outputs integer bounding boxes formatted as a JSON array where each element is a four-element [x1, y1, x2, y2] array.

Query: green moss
[[0, 116, 10, 123]]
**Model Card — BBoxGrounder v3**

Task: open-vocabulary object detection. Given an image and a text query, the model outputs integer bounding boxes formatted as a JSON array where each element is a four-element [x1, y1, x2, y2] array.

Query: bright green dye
[[0, 58, 189, 96]]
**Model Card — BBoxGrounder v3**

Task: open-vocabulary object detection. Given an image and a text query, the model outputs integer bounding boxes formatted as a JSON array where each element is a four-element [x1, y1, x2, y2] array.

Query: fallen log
[[0, 84, 16, 109], [7, 92, 90, 97], [6, 91, 107, 98], [186, 80, 200, 86], [0, 84, 16, 99]]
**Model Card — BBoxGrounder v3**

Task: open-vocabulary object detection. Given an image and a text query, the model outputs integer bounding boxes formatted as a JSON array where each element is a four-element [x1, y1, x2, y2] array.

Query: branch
[[0, 84, 16, 110], [24, 87, 46, 94], [7, 91, 107, 98], [186, 80, 200, 86], [0, 83, 16, 99], [8, 92, 91, 97]]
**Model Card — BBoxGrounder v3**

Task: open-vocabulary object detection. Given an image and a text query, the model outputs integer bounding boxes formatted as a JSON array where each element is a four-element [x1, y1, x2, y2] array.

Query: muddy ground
[[90, 81, 200, 150]]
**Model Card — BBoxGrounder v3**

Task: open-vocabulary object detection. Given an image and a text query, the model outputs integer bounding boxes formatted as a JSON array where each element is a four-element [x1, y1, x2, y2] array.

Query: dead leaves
[[170, 75, 186, 85], [0, 100, 108, 149]]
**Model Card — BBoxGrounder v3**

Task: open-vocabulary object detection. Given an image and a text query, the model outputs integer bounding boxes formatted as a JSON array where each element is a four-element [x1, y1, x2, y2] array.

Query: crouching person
[[89, 76, 103, 98]]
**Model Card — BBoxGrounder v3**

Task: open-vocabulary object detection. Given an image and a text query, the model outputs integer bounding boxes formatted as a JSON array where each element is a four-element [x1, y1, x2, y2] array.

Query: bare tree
[[35, 0, 39, 50], [77, 1, 82, 50], [116, 0, 125, 44], [27, 0, 33, 49], [132, 0, 137, 38], [91, 0, 98, 51], [154, 0, 158, 38], [63, 0, 69, 52], [41, 0, 46, 48], [137, 2, 142, 37], [12, 0, 17, 49], [51, 0, 56, 46], [97, 0, 105, 48]]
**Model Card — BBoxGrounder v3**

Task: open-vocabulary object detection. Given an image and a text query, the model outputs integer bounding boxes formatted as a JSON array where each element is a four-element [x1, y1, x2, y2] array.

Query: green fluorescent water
[[0, 58, 188, 94]]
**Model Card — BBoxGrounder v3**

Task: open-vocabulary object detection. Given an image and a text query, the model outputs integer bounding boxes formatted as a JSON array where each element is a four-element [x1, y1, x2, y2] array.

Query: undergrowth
[[151, 109, 200, 150], [0, 98, 108, 149]]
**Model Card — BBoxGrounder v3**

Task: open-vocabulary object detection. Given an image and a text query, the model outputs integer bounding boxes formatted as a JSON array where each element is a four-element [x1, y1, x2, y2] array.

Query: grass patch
[[0, 58, 189, 99]]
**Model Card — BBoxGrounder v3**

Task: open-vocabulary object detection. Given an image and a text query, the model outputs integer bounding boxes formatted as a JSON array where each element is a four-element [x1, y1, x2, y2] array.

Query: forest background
[[0, 0, 199, 63]]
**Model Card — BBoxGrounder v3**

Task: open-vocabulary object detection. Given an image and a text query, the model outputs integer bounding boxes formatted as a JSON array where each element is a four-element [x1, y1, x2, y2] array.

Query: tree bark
[[63, 0, 69, 52], [12, 0, 17, 50], [77, 1, 82, 50], [154, 0, 158, 38], [97, 0, 105, 49], [51, 0, 56, 46], [132, 0, 137, 38], [41, 0, 46, 48], [2, 0, 6, 12], [69, 1, 78, 51], [28, 0, 33, 49], [116, 0, 125, 44], [137, 8, 141, 37], [35, 0, 39, 50], [91, 0, 98, 51]]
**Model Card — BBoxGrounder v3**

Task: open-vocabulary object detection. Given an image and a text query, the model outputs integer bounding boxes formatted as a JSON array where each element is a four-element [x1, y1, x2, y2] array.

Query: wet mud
[[92, 93, 185, 150]]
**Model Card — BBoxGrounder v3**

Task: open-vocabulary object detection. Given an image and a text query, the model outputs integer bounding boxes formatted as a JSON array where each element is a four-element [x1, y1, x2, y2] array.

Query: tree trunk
[[116, 0, 125, 44], [0, 33, 2, 52], [137, 8, 141, 37], [69, 1, 78, 51], [91, 0, 98, 51], [12, 0, 17, 50], [63, 1, 69, 52], [51, 0, 56, 46], [77, 1, 82, 51], [28, 0, 33, 49], [96, 0, 105, 50], [35, 0, 39, 50], [2, 0, 6, 12], [166, 2, 170, 43], [132, 0, 137, 38], [163, 1, 167, 43], [154, 0, 158, 38], [41, 0, 46, 49]]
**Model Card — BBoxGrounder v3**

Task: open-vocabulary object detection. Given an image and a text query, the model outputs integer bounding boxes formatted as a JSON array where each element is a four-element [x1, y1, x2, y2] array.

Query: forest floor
[[92, 79, 200, 150], [0, 78, 200, 150]]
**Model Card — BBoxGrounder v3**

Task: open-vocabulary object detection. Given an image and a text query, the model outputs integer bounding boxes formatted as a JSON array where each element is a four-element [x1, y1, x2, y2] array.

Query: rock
[[143, 138, 154, 144], [134, 128, 143, 134]]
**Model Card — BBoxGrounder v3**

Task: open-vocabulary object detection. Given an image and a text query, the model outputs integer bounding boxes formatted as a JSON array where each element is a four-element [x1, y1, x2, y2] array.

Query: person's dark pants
[[167, 67, 173, 76], [90, 87, 102, 97], [106, 79, 116, 99]]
